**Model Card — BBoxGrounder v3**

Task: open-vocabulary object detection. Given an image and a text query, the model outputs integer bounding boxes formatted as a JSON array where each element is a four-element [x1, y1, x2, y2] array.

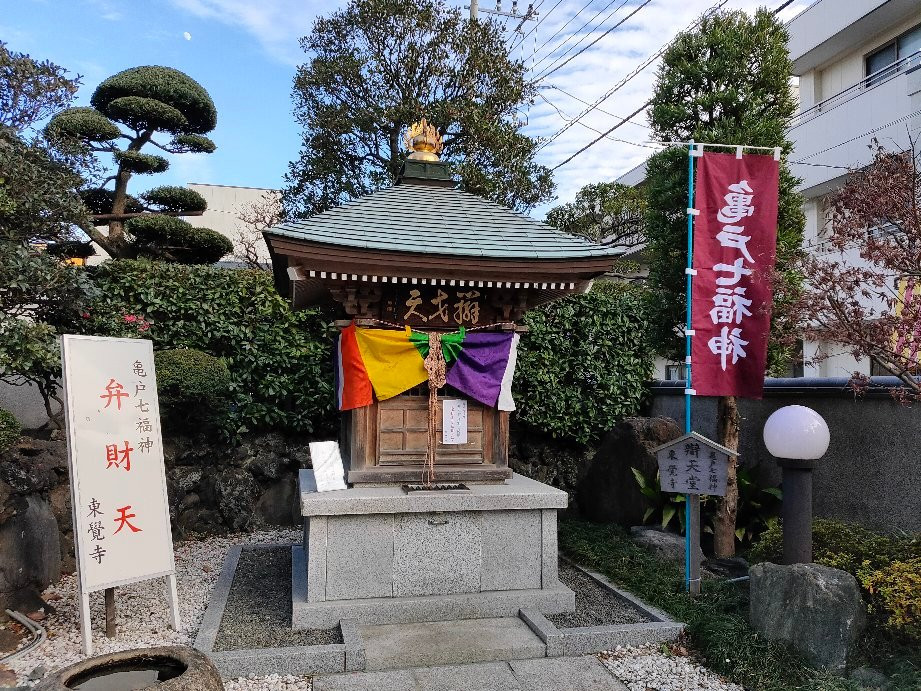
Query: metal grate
[[402, 483, 470, 493]]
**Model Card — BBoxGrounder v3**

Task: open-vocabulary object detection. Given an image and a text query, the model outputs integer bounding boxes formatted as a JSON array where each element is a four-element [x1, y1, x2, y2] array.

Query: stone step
[[360, 616, 547, 671]]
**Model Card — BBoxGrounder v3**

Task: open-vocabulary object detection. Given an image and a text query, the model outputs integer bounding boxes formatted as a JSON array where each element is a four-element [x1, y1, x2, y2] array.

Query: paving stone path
[[312, 655, 628, 690]]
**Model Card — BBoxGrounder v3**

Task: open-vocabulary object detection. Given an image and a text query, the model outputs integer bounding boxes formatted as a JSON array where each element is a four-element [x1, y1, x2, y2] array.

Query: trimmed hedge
[[0, 408, 21, 452], [154, 348, 230, 429], [514, 282, 652, 443], [86, 260, 335, 438]]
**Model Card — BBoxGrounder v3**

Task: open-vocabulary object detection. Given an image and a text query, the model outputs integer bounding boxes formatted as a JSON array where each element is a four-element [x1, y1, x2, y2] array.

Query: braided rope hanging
[[422, 332, 446, 487]]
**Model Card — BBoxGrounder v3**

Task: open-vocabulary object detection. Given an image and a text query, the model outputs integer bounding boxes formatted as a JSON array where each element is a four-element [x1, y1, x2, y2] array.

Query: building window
[[664, 364, 684, 381], [865, 24, 921, 85]]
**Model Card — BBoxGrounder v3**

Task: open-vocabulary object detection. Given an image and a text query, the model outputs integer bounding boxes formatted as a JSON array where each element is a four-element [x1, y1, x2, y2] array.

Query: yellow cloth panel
[[354, 327, 428, 400]]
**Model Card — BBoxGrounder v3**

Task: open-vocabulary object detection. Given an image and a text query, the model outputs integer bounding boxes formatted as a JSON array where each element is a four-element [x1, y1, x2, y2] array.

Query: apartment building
[[617, 0, 921, 380]]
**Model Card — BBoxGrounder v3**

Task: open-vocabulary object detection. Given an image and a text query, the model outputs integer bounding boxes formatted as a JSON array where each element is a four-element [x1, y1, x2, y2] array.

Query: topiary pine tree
[[45, 66, 232, 264], [643, 9, 805, 558]]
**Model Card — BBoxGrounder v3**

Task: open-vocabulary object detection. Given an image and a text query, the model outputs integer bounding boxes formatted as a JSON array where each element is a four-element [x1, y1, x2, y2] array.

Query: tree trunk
[[713, 394, 740, 558]]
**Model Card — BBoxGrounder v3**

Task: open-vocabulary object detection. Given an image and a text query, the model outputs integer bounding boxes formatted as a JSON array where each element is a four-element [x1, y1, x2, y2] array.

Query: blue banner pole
[[684, 140, 697, 594]]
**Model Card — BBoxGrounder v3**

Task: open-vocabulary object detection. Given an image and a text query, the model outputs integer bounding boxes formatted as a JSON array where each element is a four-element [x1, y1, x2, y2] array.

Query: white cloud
[[167, 0, 340, 65]]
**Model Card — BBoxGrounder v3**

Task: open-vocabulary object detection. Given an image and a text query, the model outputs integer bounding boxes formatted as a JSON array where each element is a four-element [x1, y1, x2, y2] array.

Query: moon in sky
[[183, 32, 192, 40]]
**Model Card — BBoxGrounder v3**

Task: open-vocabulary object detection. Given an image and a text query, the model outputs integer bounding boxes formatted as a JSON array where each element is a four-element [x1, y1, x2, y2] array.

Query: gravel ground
[[214, 546, 342, 651], [547, 561, 650, 628], [600, 644, 745, 691], [4, 529, 313, 690]]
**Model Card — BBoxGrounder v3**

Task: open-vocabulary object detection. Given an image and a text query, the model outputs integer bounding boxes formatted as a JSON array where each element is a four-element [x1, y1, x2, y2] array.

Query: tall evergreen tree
[[644, 9, 804, 557], [284, 0, 553, 217]]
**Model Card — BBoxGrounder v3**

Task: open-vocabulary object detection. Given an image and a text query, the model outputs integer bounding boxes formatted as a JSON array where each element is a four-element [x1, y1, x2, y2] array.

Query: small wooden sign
[[652, 432, 735, 496], [380, 286, 499, 327]]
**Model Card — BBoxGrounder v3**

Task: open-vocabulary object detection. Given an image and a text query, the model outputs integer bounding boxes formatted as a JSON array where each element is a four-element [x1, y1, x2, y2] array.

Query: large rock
[[630, 526, 703, 566], [0, 496, 61, 612], [254, 477, 299, 526], [750, 562, 866, 672], [578, 417, 682, 525]]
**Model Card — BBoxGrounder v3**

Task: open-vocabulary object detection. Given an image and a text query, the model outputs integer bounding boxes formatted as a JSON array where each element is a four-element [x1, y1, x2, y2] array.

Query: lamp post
[[763, 405, 830, 565]]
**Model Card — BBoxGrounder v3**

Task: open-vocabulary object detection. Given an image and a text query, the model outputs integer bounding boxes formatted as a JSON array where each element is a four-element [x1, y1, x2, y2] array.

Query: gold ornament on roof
[[404, 118, 443, 161]]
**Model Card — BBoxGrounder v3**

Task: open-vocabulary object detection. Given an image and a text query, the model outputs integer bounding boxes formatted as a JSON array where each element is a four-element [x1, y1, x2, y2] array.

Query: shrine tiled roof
[[265, 183, 618, 260]]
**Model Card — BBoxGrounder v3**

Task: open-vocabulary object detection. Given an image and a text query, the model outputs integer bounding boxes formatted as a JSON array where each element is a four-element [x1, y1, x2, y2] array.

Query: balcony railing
[[789, 50, 921, 130]]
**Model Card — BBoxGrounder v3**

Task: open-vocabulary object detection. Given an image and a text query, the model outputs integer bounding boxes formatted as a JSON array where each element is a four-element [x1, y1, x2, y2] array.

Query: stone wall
[[0, 431, 312, 614], [509, 417, 682, 523], [649, 377, 921, 533]]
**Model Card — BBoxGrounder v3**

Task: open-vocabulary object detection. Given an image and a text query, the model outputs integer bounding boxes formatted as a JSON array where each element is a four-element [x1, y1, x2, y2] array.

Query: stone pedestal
[[293, 471, 575, 629]]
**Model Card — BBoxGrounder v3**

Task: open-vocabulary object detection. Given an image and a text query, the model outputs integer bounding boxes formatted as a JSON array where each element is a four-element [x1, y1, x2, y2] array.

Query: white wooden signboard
[[652, 432, 734, 497], [442, 399, 468, 445], [62, 335, 180, 654]]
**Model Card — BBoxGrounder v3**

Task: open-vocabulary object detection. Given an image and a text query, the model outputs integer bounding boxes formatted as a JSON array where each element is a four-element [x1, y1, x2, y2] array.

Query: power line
[[522, 0, 597, 61], [535, 0, 727, 153], [526, 0, 624, 73], [544, 84, 651, 129], [534, 0, 648, 82], [551, 101, 650, 169], [537, 92, 659, 149]]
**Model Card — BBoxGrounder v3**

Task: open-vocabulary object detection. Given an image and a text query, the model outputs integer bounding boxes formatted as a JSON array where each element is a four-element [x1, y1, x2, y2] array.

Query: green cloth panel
[[409, 328, 466, 363]]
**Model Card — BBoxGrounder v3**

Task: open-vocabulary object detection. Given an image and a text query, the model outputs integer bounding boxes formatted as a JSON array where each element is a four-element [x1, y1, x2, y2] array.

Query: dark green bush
[[115, 150, 168, 174], [514, 282, 652, 443], [45, 106, 120, 142], [79, 188, 143, 215], [154, 348, 230, 430], [105, 95, 188, 133], [170, 134, 216, 154], [142, 186, 207, 213], [91, 66, 217, 134], [86, 260, 335, 437], [0, 408, 21, 452], [126, 215, 232, 264], [749, 518, 921, 574]]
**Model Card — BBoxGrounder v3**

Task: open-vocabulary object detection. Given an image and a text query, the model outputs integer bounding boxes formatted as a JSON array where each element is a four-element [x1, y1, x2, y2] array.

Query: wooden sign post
[[652, 432, 735, 595], [62, 335, 180, 655]]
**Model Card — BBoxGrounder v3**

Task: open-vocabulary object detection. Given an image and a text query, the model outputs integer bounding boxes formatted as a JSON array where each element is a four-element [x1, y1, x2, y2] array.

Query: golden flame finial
[[404, 118, 443, 161]]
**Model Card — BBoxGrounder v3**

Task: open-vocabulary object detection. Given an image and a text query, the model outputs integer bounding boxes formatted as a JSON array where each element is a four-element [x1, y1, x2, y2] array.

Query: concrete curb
[[522, 558, 685, 657], [195, 543, 356, 679]]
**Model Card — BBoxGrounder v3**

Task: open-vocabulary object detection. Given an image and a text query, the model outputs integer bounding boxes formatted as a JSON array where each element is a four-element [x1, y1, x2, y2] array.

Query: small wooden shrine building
[[265, 121, 618, 486]]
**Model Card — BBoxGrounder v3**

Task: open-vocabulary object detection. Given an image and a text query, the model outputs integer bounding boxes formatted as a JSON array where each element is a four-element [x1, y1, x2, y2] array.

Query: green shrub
[[514, 283, 652, 443], [85, 260, 335, 438], [861, 557, 921, 642], [126, 215, 232, 264], [0, 408, 21, 452], [154, 348, 230, 429]]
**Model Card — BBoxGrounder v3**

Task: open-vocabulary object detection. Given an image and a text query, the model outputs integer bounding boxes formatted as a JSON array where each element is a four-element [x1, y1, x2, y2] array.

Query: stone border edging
[[194, 543, 352, 679], [521, 558, 685, 657]]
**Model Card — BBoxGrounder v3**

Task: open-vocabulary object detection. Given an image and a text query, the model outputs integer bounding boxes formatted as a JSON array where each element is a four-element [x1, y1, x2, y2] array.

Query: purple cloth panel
[[446, 332, 514, 408]]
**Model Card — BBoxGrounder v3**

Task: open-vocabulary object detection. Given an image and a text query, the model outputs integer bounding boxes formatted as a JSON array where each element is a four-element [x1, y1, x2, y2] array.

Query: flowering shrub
[[860, 557, 921, 642]]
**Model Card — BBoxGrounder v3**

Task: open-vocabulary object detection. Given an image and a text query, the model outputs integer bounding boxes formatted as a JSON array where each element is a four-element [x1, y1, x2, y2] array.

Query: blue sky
[[4, 0, 808, 217]]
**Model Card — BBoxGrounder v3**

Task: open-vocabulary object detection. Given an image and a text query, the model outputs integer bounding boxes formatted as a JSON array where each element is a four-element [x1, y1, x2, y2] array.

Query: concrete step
[[360, 616, 546, 671]]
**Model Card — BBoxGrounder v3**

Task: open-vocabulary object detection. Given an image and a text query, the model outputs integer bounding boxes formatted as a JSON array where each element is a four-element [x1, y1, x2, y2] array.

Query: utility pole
[[467, 0, 538, 30]]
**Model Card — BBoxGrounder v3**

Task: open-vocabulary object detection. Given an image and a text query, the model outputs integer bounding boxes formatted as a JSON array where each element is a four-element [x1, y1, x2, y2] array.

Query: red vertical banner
[[691, 152, 779, 398]]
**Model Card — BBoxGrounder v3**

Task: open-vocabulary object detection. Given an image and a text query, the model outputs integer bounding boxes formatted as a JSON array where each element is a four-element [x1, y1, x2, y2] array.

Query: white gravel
[[600, 644, 745, 691], [5, 528, 312, 690], [6, 531, 738, 691]]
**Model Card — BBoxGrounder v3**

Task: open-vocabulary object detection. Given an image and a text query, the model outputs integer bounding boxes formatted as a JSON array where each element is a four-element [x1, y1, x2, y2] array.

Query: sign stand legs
[[166, 573, 182, 631], [79, 588, 92, 656], [104, 587, 116, 637], [686, 494, 701, 595]]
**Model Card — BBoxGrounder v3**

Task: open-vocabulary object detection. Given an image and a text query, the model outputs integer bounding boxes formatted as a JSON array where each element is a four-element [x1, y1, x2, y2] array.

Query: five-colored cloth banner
[[691, 152, 779, 398], [336, 323, 518, 412]]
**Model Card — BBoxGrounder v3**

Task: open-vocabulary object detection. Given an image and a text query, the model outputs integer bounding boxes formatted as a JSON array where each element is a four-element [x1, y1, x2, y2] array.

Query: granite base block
[[293, 582, 576, 629]]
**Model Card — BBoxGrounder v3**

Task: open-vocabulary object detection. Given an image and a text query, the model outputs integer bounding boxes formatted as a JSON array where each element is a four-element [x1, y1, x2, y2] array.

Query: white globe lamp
[[763, 405, 830, 564]]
